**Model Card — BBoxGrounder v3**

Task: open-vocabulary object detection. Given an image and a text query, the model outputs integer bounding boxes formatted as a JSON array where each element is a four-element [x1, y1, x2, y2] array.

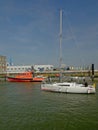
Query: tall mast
[[59, 9, 63, 82], [59, 9, 62, 69]]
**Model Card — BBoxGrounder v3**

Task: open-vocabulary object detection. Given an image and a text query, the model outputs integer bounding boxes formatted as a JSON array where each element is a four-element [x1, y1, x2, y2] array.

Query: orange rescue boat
[[7, 72, 45, 82]]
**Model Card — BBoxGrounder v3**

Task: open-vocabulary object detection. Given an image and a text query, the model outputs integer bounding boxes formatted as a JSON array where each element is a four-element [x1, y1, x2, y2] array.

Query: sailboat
[[41, 10, 96, 94]]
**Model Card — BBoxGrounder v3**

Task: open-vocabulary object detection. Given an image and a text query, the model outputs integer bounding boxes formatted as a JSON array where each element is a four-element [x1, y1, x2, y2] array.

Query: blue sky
[[0, 0, 98, 68]]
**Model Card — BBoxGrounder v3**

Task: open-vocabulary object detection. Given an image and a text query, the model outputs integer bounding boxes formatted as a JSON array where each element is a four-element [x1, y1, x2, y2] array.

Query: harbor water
[[0, 82, 98, 130]]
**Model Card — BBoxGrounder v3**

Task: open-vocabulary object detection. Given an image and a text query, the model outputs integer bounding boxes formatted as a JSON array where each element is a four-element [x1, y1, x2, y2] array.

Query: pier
[[35, 70, 98, 81]]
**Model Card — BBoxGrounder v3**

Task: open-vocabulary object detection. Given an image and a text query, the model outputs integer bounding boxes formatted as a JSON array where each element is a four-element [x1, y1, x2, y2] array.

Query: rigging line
[[63, 12, 79, 49], [64, 12, 88, 66]]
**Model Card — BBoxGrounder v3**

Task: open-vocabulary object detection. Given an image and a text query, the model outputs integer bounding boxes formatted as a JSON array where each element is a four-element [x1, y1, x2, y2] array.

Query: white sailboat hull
[[41, 82, 96, 94]]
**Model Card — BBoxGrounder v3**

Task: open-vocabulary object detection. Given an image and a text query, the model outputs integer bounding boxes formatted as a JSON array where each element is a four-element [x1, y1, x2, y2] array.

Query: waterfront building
[[7, 65, 32, 74], [34, 65, 54, 72], [0, 55, 6, 74], [7, 64, 54, 74]]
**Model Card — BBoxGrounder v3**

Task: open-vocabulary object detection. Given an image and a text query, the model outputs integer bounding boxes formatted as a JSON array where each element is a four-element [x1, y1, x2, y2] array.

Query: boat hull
[[41, 82, 96, 94], [7, 77, 32, 82], [7, 77, 44, 82]]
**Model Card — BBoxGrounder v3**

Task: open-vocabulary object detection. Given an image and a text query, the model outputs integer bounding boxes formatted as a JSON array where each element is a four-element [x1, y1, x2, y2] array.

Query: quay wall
[[36, 70, 98, 81], [36, 70, 98, 77], [1, 70, 98, 81]]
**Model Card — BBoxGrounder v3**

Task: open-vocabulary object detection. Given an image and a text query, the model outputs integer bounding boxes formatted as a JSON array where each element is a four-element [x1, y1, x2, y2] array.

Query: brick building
[[0, 55, 6, 74]]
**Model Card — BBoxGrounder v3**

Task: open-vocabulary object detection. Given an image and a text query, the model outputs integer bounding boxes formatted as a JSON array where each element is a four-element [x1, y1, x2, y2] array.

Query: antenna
[[9, 57, 13, 66]]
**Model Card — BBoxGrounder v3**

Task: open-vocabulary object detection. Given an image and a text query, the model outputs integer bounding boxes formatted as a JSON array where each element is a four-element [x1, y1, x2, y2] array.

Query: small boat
[[41, 82, 96, 94], [7, 71, 45, 82]]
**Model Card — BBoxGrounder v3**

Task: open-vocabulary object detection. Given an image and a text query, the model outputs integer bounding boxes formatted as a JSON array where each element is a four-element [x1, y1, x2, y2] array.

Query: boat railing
[[42, 76, 93, 85]]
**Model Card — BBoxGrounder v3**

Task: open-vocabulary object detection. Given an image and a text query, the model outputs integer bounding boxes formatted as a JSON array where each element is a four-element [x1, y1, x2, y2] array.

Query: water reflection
[[0, 82, 97, 130]]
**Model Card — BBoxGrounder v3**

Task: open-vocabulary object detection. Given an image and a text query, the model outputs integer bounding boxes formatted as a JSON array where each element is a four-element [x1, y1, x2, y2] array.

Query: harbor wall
[[1, 70, 98, 81]]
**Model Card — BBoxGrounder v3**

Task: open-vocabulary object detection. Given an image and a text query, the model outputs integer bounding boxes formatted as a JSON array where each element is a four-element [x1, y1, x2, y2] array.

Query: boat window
[[59, 84, 70, 86]]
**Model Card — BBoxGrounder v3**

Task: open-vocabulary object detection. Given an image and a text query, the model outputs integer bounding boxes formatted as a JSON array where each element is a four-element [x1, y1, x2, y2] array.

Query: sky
[[0, 0, 98, 68]]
